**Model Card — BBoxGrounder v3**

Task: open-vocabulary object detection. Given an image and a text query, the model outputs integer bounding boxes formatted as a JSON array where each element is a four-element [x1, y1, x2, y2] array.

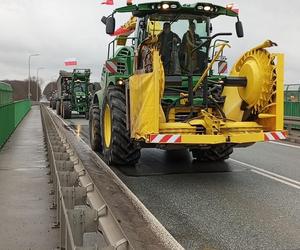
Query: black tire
[[52, 100, 56, 110], [89, 104, 102, 152], [191, 144, 233, 162], [62, 101, 72, 119], [85, 111, 89, 120], [56, 100, 61, 116], [101, 86, 140, 166]]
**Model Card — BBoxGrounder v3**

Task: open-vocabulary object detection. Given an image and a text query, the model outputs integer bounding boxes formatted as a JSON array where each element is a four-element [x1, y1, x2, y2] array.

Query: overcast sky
[[0, 0, 299, 90]]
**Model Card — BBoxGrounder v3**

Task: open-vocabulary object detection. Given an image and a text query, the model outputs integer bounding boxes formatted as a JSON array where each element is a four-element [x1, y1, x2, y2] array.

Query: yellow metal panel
[[256, 53, 284, 131], [275, 53, 284, 131], [222, 82, 243, 122], [221, 121, 262, 129], [129, 50, 165, 139], [229, 132, 264, 143]]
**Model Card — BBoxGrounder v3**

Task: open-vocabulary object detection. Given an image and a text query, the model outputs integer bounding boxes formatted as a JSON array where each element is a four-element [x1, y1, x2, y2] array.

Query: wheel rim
[[103, 104, 112, 148]]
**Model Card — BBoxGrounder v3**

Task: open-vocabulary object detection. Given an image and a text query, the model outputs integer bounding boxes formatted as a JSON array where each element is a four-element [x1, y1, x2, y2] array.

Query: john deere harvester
[[56, 69, 91, 119], [90, 1, 286, 165]]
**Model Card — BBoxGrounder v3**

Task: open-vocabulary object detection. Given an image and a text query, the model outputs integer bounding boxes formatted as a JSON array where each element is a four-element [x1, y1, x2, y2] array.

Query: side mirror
[[236, 21, 244, 38], [106, 16, 115, 35], [101, 16, 107, 25]]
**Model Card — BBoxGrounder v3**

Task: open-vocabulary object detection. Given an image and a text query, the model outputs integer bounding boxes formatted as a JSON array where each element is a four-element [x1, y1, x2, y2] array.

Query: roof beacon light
[[162, 3, 170, 9]]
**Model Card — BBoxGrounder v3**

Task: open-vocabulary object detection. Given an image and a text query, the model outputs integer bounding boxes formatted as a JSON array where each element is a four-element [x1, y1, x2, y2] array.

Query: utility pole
[[28, 53, 40, 100], [36, 67, 44, 101]]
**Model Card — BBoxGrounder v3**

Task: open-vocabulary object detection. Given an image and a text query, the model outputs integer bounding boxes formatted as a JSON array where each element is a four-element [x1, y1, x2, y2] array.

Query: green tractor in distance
[[56, 69, 91, 119]]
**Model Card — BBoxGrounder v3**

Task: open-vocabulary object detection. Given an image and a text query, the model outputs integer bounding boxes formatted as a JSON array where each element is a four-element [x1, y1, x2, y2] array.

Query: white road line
[[251, 170, 300, 190], [229, 158, 300, 189], [268, 141, 300, 149]]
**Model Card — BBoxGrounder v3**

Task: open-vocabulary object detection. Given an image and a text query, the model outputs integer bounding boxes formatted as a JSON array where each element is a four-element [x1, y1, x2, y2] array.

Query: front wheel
[[85, 111, 89, 120], [101, 86, 140, 166], [62, 101, 71, 119], [56, 100, 61, 116]]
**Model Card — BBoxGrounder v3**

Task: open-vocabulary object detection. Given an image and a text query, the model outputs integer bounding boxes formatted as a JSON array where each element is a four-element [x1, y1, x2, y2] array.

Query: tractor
[[90, 1, 286, 166], [56, 69, 91, 119]]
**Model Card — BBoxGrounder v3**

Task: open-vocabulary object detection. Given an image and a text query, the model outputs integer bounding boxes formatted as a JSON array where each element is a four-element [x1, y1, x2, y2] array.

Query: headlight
[[162, 3, 169, 9], [117, 79, 124, 85], [204, 5, 211, 11]]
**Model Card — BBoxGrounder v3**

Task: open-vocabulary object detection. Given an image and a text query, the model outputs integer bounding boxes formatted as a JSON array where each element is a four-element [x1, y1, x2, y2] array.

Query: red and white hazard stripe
[[264, 131, 287, 141], [105, 61, 118, 74], [150, 134, 181, 143], [218, 61, 228, 74]]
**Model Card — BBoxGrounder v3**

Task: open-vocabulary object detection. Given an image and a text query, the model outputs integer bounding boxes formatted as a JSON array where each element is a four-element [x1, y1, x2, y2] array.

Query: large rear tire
[[89, 104, 102, 152], [56, 100, 61, 116], [101, 86, 140, 166], [191, 144, 233, 162], [62, 101, 71, 119]]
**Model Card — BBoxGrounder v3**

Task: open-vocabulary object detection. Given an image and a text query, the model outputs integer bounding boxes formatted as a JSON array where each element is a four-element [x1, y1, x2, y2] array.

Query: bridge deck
[[0, 105, 58, 249]]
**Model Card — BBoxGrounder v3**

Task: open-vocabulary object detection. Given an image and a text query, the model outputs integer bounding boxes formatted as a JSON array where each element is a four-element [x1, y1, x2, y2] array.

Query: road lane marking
[[229, 158, 300, 189], [268, 141, 300, 149], [251, 170, 300, 190]]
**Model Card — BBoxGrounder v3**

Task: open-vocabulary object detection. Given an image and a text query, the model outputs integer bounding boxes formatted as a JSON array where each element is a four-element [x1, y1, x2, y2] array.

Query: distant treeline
[[0, 79, 41, 101]]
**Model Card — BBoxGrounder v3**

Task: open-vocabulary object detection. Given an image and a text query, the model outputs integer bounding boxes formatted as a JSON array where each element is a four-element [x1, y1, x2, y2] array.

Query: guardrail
[[0, 99, 31, 148], [41, 105, 182, 249], [41, 105, 127, 249], [285, 116, 300, 131]]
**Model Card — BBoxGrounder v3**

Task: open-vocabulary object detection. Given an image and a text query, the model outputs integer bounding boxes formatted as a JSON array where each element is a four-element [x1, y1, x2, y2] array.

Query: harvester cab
[[90, 1, 286, 166]]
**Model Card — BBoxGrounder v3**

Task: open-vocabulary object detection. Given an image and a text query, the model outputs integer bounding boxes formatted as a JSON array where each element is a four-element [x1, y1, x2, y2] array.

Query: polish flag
[[226, 3, 239, 14], [64, 58, 77, 66], [102, 0, 113, 5]]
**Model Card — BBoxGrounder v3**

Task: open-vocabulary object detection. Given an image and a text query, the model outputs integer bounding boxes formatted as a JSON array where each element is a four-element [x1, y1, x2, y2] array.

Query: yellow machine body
[[129, 40, 285, 146]]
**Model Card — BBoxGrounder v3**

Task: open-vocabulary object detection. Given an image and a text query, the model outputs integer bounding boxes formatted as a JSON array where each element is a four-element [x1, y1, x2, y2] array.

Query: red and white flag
[[226, 3, 239, 14], [64, 58, 77, 66], [102, 0, 113, 5]]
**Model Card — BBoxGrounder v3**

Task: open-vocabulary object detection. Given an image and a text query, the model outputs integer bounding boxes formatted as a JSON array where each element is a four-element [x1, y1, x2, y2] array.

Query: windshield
[[147, 14, 210, 75], [74, 83, 86, 93]]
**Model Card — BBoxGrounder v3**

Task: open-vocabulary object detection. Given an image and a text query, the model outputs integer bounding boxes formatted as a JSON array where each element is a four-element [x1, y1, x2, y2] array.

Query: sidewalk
[[0, 105, 58, 249]]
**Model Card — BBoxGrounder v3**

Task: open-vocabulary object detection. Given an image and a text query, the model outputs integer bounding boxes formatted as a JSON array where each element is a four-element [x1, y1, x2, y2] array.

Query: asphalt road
[[62, 114, 300, 250]]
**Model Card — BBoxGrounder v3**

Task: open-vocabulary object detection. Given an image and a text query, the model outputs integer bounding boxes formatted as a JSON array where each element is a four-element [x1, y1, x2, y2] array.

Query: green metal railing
[[284, 102, 300, 117], [284, 84, 300, 129], [0, 99, 31, 148]]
